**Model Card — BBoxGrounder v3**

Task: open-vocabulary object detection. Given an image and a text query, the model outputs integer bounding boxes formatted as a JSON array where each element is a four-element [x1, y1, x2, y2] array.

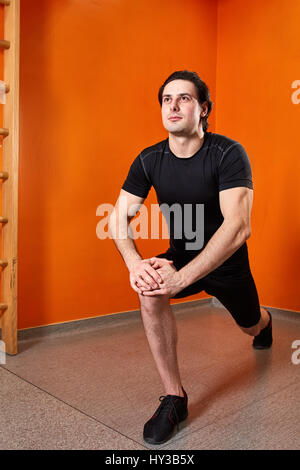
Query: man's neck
[[168, 129, 205, 158]]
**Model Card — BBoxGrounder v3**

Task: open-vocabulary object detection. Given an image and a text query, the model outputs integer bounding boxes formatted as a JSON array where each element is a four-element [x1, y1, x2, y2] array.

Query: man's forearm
[[179, 220, 251, 287], [109, 211, 143, 271], [113, 237, 143, 271]]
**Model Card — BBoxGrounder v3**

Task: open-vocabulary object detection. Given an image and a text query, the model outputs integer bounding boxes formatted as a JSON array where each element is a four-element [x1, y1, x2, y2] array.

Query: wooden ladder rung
[[0, 39, 10, 49], [0, 259, 8, 268], [0, 128, 9, 137], [0, 172, 9, 180], [0, 82, 10, 93], [0, 304, 8, 319], [0, 0, 19, 356]]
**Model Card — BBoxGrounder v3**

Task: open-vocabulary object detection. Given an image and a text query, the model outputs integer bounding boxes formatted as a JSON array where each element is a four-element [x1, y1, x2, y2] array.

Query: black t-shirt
[[121, 131, 253, 268]]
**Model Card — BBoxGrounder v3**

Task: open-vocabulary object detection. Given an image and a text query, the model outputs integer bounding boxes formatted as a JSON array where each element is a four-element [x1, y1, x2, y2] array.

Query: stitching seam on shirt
[[141, 149, 159, 159], [219, 180, 253, 190], [142, 139, 216, 160], [139, 153, 151, 185], [167, 144, 234, 158], [166, 146, 209, 157], [218, 142, 240, 167], [220, 178, 252, 184]]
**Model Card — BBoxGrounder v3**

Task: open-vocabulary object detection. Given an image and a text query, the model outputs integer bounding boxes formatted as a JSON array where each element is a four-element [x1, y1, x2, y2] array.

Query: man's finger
[[150, 257, 173, 264], [131, 281, 142, 295], [144, 265, 163, 286], [142, 288, 166, 296], [151, 261, 160, 269], [135, 275, 152, 289], [137, 280, 161, 292]]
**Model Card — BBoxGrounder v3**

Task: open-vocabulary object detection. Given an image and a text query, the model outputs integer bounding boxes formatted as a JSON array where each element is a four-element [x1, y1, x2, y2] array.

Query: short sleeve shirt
[[121, 131, 253, 265]]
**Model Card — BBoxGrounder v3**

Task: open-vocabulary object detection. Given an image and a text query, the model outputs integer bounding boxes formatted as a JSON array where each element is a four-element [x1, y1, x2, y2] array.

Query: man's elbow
[[232, 219, 251, 244], [233, 214, 251, 242], [224, 216, 251, 241], [243, 223, 251, 241], [108, 210, 118, 239], [108, 209, 131, 240]]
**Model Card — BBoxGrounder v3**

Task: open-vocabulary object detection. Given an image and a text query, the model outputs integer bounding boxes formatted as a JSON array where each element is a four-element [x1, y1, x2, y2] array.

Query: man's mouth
[[168, 116, 182, 121]]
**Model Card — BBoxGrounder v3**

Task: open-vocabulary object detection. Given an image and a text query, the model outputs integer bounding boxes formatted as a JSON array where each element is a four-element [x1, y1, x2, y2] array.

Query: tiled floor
[[0, 300, 299, 450]]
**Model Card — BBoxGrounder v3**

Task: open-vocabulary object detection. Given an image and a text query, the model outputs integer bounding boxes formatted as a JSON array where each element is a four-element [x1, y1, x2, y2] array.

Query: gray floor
[[0, 299, 299, 450]]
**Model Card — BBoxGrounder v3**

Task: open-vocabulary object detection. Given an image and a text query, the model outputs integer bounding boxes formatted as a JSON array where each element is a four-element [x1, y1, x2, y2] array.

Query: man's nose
[[170, 99, 180, 111]]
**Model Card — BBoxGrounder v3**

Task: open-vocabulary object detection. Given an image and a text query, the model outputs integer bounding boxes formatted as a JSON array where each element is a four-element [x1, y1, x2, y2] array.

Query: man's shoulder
[[208, 131, 242, 153], [139, 138, 168, 159]]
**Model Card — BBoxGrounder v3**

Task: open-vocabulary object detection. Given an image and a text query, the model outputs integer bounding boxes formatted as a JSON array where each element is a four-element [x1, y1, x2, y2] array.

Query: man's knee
[[138, 292, 170, 313]]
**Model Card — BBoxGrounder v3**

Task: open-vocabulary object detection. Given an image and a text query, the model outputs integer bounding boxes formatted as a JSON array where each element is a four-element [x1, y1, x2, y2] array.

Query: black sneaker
[[253, 310, 273, 349], [143, 387, 188, 445]]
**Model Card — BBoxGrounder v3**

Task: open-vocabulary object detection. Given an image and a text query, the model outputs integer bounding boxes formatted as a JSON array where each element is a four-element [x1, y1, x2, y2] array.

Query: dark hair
[[158, 70, 213, 132]]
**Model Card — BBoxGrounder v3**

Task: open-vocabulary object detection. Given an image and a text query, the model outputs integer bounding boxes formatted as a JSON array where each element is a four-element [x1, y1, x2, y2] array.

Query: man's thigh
[[202, 268, 261, 328]]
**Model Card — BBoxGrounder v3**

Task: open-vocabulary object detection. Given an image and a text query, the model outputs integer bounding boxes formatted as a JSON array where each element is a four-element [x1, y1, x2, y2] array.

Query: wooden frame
[[0, 0, 20, 355]]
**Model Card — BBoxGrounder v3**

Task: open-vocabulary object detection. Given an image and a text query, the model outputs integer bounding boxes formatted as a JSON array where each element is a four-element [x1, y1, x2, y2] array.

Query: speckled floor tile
[[1, 302, 300, 450], [162, 381, 300, 450], [0, 367, 144, 450]]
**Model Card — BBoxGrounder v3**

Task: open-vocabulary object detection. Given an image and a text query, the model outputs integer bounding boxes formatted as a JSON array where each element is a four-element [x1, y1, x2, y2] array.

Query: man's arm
[[109, 189, 144, 270], [109, 189, 167, 292], [178, 186, 253, 287]]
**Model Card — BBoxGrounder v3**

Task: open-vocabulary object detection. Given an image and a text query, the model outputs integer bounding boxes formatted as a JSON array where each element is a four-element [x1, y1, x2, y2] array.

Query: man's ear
[[201, 101, 208, 117]]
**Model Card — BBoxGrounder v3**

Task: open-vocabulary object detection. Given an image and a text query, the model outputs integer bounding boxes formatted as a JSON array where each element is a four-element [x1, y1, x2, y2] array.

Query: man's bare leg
[[138, 292, 184, 397]]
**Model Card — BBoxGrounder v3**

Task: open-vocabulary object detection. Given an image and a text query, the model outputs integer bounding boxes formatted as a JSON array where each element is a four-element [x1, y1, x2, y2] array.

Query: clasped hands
[[129, 257, 185, 298]]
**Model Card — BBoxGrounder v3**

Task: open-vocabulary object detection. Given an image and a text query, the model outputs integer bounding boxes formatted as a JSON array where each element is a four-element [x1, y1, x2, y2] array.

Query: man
[[109, 70, 273, 446]]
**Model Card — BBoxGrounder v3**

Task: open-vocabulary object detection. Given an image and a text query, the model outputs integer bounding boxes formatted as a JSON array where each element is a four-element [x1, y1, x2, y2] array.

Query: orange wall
[[19, 0, 218, 329], [18, 0, 299, 330], [216, 0, 300, 312]]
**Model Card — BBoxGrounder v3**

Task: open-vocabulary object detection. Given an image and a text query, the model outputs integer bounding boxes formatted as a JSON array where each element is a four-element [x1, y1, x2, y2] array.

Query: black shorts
[[154, 249, 262, 328]]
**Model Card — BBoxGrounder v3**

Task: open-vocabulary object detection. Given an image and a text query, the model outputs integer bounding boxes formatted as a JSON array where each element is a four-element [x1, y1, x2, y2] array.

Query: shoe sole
[[143, 412, 188, 445], [253, 343, 272, 349]]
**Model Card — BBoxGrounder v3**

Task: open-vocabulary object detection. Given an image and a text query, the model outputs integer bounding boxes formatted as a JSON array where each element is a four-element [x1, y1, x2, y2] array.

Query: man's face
[[161, 79, 205, 135]]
